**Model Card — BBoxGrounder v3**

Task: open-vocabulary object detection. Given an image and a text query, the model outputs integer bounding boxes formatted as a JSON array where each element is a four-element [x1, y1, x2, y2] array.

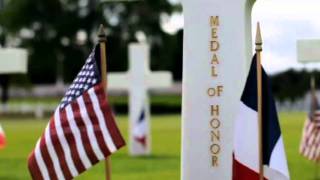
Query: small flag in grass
[[300, 77, 320, 162], [0, 123, 6, 149], [28, 44, 125, 180], [133, 108, 147, 148]]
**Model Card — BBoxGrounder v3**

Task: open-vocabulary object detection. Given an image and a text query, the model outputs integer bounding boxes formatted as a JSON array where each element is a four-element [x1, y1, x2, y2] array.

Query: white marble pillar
[[181, 0, 255, 179]]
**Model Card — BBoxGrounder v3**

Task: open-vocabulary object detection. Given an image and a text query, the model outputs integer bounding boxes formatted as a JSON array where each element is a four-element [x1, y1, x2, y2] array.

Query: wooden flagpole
[[255, 22, 264, 180], [98, 24, 112, 180]]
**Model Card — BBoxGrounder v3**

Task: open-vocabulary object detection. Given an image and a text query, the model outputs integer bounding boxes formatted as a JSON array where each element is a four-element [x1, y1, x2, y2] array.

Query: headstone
[[0, 48, 28, 112], [108, 42, 173, 156], [181, 0, 255, 179], [297, 39, 320, 63], [0, 48, 28, 74]]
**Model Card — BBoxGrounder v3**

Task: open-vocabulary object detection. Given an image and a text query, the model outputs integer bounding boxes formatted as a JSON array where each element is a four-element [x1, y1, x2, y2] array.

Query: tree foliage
[[271, 69, 320, 102], [0, 0, 182, 84]]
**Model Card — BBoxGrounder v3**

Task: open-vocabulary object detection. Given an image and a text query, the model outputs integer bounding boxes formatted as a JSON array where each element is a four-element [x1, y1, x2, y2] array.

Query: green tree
[[271, 69, 320, 102], [0, 0, 182, 84]]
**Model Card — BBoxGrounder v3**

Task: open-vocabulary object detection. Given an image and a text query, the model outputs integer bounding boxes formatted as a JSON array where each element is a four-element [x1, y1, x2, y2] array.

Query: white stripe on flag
[[34, 139, 50, 180], [77, 97, 104, 160], [44, 125, 65, 180], [88, 88, 117, 153], [233, 102, 259, 172], [269, 137, 290, 179], [54, 110, 79, 177], [65, 105, 92, 169]]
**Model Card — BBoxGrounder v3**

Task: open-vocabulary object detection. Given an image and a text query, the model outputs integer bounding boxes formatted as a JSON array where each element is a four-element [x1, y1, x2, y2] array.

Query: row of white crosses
[[108, 42, 173, 156]]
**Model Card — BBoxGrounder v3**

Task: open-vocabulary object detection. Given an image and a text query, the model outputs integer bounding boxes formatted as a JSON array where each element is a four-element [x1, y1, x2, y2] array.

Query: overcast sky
[[165, 0, 320, 74], [252, 0, 320, 74]]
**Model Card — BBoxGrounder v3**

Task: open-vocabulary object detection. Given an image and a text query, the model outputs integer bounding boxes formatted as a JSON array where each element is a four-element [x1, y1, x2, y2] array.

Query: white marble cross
[[0, 48, 28, 111], [181, 0, 255, 179], [108, 42, 173, 156], [297, 39, 320, 63], [0, 48, 28, 74]]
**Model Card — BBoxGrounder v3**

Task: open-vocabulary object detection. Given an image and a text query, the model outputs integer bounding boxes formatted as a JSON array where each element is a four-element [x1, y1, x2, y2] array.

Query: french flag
[[233, 55, 290, 180], [0, 123, 6, 149], [133, 109, 147, 148]]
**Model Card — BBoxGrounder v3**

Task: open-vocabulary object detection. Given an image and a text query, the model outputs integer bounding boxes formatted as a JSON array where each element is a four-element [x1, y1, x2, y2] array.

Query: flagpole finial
[[98, 24, 107, 42], [255, 22, 263, 52]]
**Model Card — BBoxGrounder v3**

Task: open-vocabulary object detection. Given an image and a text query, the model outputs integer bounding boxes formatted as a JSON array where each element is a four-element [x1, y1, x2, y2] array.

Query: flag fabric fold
[[28, 44, 125, 180], [300, 81, 320, 162], [233, 54, 290, 180]]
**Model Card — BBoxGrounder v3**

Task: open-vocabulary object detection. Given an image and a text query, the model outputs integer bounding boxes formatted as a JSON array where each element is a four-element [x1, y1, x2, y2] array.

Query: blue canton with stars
[[59, 47, 101, 109]]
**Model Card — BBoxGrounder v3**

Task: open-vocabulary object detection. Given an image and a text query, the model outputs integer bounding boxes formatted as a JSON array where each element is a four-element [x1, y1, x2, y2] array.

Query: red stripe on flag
[[39, 136, 58, 180], [71, 101, 99, 164], [49, 118, 73, 179], [300, 119, 320, 163], [233, 157, 267, 180], [0, 132, 6, 149], [59, 109, 86, 173], [83, 92, 111, 157], [94, 85, 125, 149], [28, 151, 44, 180]]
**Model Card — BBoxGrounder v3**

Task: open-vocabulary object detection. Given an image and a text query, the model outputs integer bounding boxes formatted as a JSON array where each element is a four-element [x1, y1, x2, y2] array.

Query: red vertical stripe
[[233, 156, 267, 180], [39, 136, 58, 180], [94, 85, 125, 149], [83, 92, 111, 157], [59, 109, 85, 173], [0, 133, 6, 149], [71, 101, 99, 164], [28, 151, 44, 180], [49, 118, 73, 179]]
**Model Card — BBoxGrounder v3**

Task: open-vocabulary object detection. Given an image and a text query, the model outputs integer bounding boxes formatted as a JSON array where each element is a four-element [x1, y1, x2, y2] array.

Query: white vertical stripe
[[235, 102, 289, 179], [269, 137, 290, 179], [77, 97, 105, 160], [88, 88, 117, 153], [233, 102, 259, 172], [54, 110, 79, 177], [34, 139, 50, 180], [65, 105, 92, 169], [44, 125, 65, 180]]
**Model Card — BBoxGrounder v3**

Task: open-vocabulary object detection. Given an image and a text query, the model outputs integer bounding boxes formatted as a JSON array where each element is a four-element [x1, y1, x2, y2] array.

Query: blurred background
[[1, 0, 320, 179], [1, 0, 320, 116], [0, 0, 183, 117]]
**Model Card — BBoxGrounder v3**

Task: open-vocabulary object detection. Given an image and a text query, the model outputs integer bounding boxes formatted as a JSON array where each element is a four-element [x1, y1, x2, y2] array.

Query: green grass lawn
[[0, 112, 318, 180]]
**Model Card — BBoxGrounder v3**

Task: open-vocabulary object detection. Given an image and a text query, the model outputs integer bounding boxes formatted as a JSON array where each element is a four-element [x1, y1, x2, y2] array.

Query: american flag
[[133, 108, 147, 148], [28, 44, 125, 180], [300, 80, 320, 162]]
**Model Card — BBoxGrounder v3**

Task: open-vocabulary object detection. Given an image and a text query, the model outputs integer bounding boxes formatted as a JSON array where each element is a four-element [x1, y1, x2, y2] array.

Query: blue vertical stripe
[[240, 54, 282, 165]]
